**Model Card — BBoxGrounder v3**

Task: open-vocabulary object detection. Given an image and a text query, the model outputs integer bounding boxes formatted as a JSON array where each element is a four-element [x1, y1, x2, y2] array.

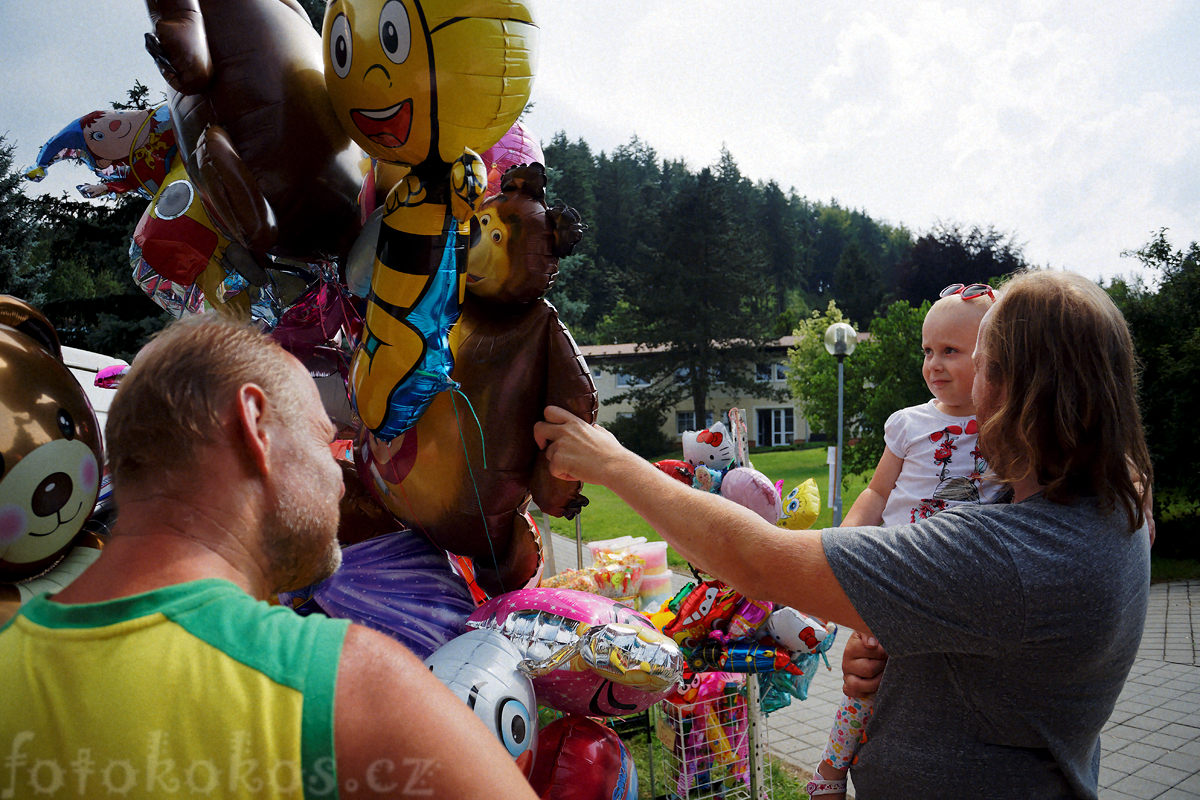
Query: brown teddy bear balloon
[[357, 164, 597, 596], [0, 298, 105, 624]]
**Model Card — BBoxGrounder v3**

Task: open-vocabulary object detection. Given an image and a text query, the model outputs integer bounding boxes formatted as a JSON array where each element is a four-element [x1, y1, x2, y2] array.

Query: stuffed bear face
[[0, 306, 102, 582]]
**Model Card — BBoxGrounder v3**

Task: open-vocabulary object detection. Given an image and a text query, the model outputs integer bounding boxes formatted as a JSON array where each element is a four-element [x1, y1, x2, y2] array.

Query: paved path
[[545, 533, 1200, 798]]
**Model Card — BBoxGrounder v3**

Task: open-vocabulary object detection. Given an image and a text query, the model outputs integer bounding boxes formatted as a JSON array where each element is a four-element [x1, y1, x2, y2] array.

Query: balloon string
[[451, 388, 504, 594], [449, 385, 487, 470]]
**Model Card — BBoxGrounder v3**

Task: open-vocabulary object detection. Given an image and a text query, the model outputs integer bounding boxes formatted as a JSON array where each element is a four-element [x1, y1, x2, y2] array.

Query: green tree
[[576, 136, 666, 341], [894, 222, 1026, 304], [0, 136, 33, 294], [111, 79, 159, 111], [543, 133, 602, 342], [832, 241, 883, 328], [786, 301, 859, 439], [1108, 229, 1200, 553], [600, 151, 781, 424], [787, 299, 929, 479], [758, 180, 806, 323]]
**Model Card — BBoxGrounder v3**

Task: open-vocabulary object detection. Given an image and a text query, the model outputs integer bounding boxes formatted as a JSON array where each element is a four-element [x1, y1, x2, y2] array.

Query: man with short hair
[[0, 316, 537, 799]]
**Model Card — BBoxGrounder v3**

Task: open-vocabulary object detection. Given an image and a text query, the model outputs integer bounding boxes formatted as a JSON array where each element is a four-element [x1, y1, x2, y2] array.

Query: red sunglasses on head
[[940, 283, 995, 301]]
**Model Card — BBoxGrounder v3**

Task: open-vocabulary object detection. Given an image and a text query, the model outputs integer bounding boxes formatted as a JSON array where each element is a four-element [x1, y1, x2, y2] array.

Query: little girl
[[807, 283, 1006, 798]]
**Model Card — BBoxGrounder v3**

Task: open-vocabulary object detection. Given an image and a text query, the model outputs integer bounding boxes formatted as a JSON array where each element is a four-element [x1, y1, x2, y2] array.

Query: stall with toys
[[535, 408, 834, 799]]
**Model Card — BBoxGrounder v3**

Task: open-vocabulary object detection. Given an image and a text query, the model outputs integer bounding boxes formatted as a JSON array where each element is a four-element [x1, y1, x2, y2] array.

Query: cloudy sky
[[3, 1, 1196, 285]]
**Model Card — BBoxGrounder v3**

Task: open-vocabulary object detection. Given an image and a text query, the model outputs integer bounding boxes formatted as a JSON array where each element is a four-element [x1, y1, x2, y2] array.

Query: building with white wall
[[577, 336, 813, 447]]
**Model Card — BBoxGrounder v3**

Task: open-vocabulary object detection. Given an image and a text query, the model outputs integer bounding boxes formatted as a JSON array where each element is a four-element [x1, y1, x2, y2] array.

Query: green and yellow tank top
[[0, 579, 350, 799]]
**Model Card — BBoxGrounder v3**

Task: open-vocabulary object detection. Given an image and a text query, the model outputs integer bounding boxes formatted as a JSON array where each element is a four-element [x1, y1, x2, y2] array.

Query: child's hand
[[842, 631, 888, 698]]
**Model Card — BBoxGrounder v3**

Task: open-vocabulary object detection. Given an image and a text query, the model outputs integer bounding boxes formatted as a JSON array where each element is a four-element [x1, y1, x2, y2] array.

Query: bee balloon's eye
[[378, 1, 411, 65], [329, 13, 353, 78], [491, 230, 503, 243], [57, 409, 75, 441], [496, 697, 532, 758]]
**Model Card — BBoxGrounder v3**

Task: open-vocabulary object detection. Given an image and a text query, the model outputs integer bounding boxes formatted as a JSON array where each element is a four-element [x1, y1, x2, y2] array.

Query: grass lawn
[[539, 446, 867, 571]]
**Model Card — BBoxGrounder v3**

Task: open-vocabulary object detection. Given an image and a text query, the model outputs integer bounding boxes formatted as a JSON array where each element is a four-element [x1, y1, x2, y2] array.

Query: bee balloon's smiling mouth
[[350, 99, 413, 149]]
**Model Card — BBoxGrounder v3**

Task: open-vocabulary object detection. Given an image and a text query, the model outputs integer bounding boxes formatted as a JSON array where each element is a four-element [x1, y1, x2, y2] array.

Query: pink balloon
[[479, 121, 544, 197], [719, 467, 783, 523], [467, 588, 681, 716]]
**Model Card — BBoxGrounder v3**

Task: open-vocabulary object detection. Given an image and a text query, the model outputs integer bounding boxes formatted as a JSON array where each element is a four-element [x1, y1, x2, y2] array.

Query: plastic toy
[[778, 478, 821, 530], [719, 466, 783, 523], [662, 580, 741, 644], [145, 0, 362, 267], [24, 105, 177, 199], [762, 606, 837, 655], [479, 121, 544, 199], [277, 528, 476, 660]]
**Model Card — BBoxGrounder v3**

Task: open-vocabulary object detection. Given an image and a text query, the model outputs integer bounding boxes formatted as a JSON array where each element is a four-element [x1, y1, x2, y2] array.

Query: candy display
[[540, 551, 645, 604]]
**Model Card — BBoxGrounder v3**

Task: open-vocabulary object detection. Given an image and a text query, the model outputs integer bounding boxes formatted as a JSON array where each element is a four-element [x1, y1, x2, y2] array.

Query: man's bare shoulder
[[334, 625, 537, 799]]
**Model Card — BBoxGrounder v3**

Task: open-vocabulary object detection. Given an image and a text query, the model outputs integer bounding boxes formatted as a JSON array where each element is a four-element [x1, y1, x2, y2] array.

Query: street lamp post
[[823, 322, 857, 526]]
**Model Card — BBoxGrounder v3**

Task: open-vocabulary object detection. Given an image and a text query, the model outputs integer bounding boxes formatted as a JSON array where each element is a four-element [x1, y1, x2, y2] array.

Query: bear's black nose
[[33, 472, 72, 517]]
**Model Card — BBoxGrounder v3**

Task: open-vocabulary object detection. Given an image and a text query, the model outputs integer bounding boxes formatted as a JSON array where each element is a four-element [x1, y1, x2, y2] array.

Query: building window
[[756, 407, 795, 447], [756, 362, 788, 383], [616, 373, 648, 388], [591, 366, 602, 379], [615, 411, 633, 421], [677, 410, 715, 433]]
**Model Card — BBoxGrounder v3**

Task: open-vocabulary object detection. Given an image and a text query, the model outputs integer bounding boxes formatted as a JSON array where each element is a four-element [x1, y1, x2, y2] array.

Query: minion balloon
[[323, 0, 537, 440]]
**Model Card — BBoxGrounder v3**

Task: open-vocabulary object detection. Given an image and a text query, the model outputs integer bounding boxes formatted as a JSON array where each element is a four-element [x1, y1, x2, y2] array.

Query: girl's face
[[922, 300, 986, 416]]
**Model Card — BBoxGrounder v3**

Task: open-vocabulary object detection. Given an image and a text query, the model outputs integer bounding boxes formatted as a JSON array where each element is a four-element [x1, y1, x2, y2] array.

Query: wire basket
[[655, 680, 771, 800]]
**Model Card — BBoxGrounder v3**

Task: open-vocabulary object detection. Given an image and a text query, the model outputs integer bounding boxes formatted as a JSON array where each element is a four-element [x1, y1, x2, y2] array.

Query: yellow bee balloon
[[323, 0, 537, 167], [323, 0, 538, 440]]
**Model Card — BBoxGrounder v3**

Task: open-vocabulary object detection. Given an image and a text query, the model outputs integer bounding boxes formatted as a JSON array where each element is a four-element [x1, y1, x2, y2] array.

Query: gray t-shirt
[[822, 495, 1150, 799]]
